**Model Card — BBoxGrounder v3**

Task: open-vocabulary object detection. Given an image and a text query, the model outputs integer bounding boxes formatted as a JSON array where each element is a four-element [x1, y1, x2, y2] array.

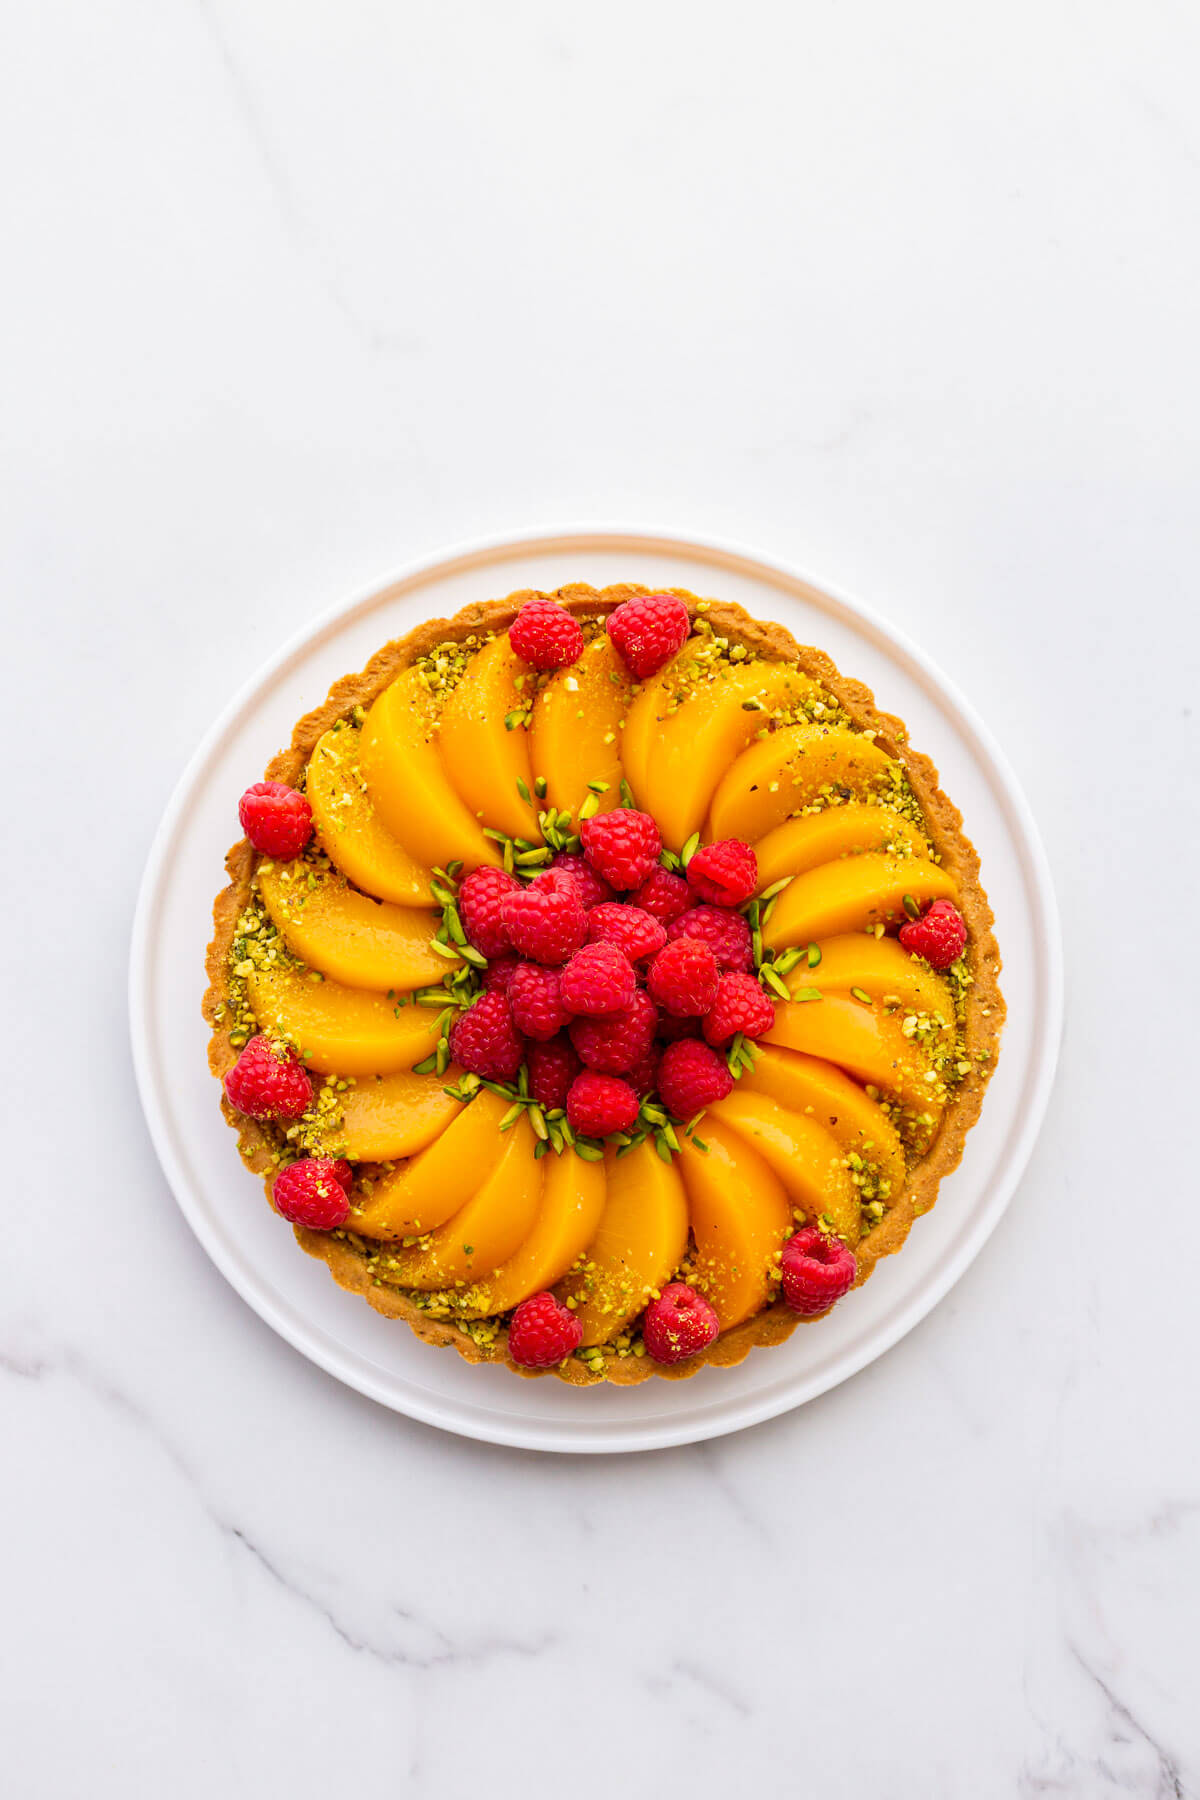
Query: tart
[[205, 584, 1004, 1384]]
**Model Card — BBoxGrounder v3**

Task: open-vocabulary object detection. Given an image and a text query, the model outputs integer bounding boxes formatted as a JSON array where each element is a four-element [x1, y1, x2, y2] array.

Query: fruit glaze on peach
[[205, 585, 1004, 1385]]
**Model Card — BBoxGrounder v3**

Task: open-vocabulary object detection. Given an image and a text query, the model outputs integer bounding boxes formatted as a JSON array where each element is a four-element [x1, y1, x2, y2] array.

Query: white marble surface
[[4, 3, 1199, 1793]]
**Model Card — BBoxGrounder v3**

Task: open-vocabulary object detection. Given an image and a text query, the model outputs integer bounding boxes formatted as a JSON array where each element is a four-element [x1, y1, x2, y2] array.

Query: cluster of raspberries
[[451, 812, 773, 1138]]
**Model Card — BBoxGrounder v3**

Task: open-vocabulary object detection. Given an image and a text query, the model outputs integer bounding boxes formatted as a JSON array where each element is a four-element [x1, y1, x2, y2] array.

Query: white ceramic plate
[[130, 528, 1061, 1453]]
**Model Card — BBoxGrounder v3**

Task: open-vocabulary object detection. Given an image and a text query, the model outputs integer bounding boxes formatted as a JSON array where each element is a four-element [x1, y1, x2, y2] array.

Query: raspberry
[[581, 809, 662, 891], [550, 852, 614, 910], [238, 781, 312, 859], [482, 954, 521, 992], [657, 1039, 734, 1119], [570, 989, 657, 1073], [642, 1282, 720, 1364], [647, 936, 719, 1017], [508, 1290, 583, 1368], [448, 991, 524, 1080], [702, 972, 776, 1046], [459, 866, 520, 960], [502, 869, 587, 964], [630, 866, 691, 925], [587, 902, 666, 963], [606, 592, 691, 680], [899, 898, 968, 971], [272, 1157, 352, 1230], [626, 1044, 661, 1098], [526, 1035, 581, 1109], [780, 1227, 857, 1317], [508, 598, 584, 671], [667, 904, 753, 972], [508, 963, 569, 1041], [686, 837, 758, 907], [567, 1072, 639, 1138], [223, 1035, 313, 1120], [559, 942, 638, 1018]]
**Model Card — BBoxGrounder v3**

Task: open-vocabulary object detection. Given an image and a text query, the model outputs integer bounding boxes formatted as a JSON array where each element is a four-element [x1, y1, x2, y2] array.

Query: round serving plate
[[129, 528, 1061, 1453]]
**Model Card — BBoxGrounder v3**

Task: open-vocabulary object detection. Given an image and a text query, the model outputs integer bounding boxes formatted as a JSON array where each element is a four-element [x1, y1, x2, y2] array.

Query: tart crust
[[204, 584, 1005, 1385]]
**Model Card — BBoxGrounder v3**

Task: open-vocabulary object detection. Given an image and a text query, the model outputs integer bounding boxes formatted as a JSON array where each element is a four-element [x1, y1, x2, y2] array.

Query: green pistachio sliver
[[458, 944, 489, 969], [412, 1053, 438, 1075], [619, 779, 636, 808], [504, 709, 526, 732], [773, 947, 803, 976], [435, 1039, 450, 1074], [516, 776, 532, 804], [725, 1032, 746, 1075], [761, 964, 792, 1001], [746, 899, 761, 928], [529, 1106, 549, 1142], [415, 990, 451, 1008], [761, 896, 778, 925], [758, 876, 794, 900], [547, 1121, 565, 1155], [515, 846, 552, 867], [575, 1140, 605, 1162], [578, 793, 602, 822], [586, 780, 609, 794], [807, 942, 822, 968], [533, 1139, 548, 1160], [445, 906, 468, 947], [559, 1118, 577, 1147], [660, 1122, 681, 1153], [430, 939, 461, 962], [792, 985, 823, 1003], [534, 775, 548, 798], [499, 1102, 524, 1131], [659, 850, 681, 873], [502, 840, 515, 874], [517, 1063, 529, 1098], [903, 893, 922, 920], [851, 987, 873, 1006], [482, 827, 509, 845], [680, 831, 701, 868], [446, 860, 464, 880], [690, 1135, 710, 1154], [752, 926, 764, 966]]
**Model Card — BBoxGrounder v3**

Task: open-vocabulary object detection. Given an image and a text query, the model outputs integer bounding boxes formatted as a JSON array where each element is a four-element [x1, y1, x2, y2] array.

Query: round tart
[[204, 584, 1004, 1384]]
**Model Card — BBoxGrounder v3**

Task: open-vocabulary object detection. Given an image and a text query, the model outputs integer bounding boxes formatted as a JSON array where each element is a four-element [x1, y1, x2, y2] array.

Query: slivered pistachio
[[534, 775, 548, 798], [759, 876, 794, 900], [458, 944, 489, 969], [516, 777, 532, 804], [680, 831, 701, 868], [654, 1133, 674, 1164], [792, 985, 823, 1003], [586, 780, 609, 794], [773, 947, 804, 976], [746, 899, 761, 928], [851, 987, 873, 1006], [575, 1141, 605, 1162], [514, 846, 552, 867], [499, 1102, 524, 1131], [412, 1053, 438, 1075], [902, 893, 921, 920], [620, 779, 636, 808], [761, 964, 791, 1001], [530, 1106, 548, 1141], [435, 1039, 450, 1074], [807, 943, 822, 968], [429, 939, 461, 962], [577, 792, 601, 821], [533, 1139, 549, 1159]]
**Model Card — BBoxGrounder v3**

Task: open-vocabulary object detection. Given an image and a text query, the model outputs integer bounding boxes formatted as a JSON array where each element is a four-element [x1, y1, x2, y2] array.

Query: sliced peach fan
[[204, 582, 1005, 1386]]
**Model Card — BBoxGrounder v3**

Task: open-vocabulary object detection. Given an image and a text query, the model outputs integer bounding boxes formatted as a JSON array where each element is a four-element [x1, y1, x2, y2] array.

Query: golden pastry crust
[[204, 584, 1005, 1385]]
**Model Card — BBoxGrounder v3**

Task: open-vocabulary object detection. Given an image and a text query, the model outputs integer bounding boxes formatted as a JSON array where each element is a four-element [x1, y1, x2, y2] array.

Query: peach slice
[[677, 1121, 792, 1327], [784, 932, 953, 1020], [438, 635, 539, 841], [530, 636, 633, 819], [739, 1046, 906, 1199], [456, 1144, 608, 1318], [764, 995, 944, 1120], [753, 804, 930, 890], [359, 666, 500, 872], [708, 723, 896, 843], [762, 854, 958, 950], [709, 1089, 860, 1242], [257, 860, 448, 991], [625, 658, 823, 849], [244, 964, 441, 1076], [347, 1091, 512, 1238], [382, 1114, 543, 1290], [337, 1068, 463, 1165], [560, 1140, 689, 1347], [306, 726, 432, 905]]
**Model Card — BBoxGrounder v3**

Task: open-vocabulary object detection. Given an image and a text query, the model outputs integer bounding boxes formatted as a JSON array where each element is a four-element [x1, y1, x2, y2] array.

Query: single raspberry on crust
[[508, 963, 569, 1041], [566, 1071, 640, 1138], [447, 990, 525, 1080], [508, 597, 585, 671], [647, 935, 720, 1017], [238, 781, 312, 859], [606, 592, 691, 679], [508, 1290, 583, 1368], [527, 1035, 582, 1109], [625, 1043, 661, 1098], [642, 1283, 720, 1364], [560, 942, 637, 1017], [580, 809, 662, 891], [459, 866, 520, 960], [482, 954, 521, 992], [657, 1038, 734, 1118], [780, 1227, 857, 1317], [569, 989, 657, 1073], [899, 898, 967, 970], [272, 1157, 352, 1230], [501, 868, 587, 964], [667, 904, 754, 972], [686, 837, 758, 907], [702, 972, 776, 1046], [630, 865, 692, 925], [550, 852, 614, 910], [223, 1035, 313, 1120], [587, 902, 667, 963]]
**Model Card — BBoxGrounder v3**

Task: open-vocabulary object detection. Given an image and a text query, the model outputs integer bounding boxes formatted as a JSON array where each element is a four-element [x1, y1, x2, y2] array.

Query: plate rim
[[129, 523, 1063, 1453]]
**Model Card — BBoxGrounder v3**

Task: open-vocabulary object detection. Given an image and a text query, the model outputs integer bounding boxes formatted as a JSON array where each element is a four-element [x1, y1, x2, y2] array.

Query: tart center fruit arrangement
[[205, 584, 1004, 1384]]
